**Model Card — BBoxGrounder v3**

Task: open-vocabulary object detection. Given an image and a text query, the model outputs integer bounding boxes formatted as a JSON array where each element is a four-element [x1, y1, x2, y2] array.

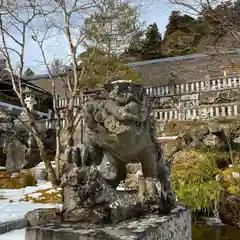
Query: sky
[[9, 1, 180, 74]]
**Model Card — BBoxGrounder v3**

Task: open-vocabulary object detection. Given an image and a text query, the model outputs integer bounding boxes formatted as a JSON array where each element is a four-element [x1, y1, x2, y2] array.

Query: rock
[[191, 125, 209, 138], [218, 89, 240, 102], [219, 190, 240, 229], [200, 92, 218, 104], [203, 217, 225, 227], [25, 208, 61, 227], [222, 168, 240, 186], [5, 139, 43, 172], [98, 154, 117, 180], [0, 170, 8, 181], [189, 125, 209, 147], [5, 140, 28, 172], [30, 168, 48, 181], [208, 122, 222, 134], [61, 166, 173, 224], [162, 139, 183, 158], [203, 134, 223, 149], [233, 136, 240, 144], [10, 172, 19, 179]]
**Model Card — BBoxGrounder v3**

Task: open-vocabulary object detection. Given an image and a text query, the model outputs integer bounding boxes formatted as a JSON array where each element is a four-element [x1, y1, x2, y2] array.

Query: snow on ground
[[0, 181, 62, 223], [0, 229, 25, 240]]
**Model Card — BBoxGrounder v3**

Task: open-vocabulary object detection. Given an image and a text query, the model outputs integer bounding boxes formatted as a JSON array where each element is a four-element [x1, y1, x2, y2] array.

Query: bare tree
[[32, 0, 142, 148], [0, 0, 142, 184], [83, 0, 141, 56], [0, 0, 60, 184]]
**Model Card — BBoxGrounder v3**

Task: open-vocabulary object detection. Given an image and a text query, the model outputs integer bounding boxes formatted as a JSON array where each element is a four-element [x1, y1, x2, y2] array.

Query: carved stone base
[[25, 206, 191, 240]]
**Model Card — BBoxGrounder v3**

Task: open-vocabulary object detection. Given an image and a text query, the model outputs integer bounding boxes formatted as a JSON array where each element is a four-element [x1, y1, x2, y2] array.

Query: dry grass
[[0, 170, 37, 189], [21, 188, 62, 204]]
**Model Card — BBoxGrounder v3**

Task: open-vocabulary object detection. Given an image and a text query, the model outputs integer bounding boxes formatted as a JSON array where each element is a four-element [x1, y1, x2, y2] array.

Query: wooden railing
[[154, 102, 240, 121]]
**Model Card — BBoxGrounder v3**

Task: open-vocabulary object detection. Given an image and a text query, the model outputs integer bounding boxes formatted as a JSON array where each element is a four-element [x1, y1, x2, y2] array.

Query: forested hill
[[122, 0, 240, 62]]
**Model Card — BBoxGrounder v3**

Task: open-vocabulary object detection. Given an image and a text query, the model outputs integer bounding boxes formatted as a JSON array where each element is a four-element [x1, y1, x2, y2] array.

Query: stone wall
[[157, 120, 240, 159]]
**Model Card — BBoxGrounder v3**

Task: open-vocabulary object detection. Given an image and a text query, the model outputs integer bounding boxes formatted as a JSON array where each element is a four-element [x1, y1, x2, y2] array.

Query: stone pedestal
[[25, 206, 191, 240]]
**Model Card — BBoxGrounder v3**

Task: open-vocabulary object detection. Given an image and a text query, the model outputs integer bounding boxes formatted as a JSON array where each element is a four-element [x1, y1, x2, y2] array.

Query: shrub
[[172, 149, 223, 212]]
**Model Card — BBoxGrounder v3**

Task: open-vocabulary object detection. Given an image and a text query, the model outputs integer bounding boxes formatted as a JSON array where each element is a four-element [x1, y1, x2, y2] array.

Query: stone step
[[0, 218, 27, 234]]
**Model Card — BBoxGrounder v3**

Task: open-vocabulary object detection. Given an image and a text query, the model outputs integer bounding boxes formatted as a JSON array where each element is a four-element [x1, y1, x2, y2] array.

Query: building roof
[[0, 69, 53, 96], [127, 51, 238, 67], [10, 49, 240, 94]]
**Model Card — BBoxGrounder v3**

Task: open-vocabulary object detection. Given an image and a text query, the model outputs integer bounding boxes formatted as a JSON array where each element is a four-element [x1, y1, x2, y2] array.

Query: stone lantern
[[19, 87, 37, 122], [23, 87, 37, 112]]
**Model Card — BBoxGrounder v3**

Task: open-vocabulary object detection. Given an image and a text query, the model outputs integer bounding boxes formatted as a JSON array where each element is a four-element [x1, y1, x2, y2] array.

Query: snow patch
[[0, 181, 62, 224], [0, 229, 25, 240], [27, 192, 42, 198]]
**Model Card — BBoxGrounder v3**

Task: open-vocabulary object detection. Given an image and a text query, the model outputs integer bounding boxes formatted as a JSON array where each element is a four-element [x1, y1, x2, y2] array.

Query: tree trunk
[[54, 132, 61, 180], [36, 137, 60, 186]]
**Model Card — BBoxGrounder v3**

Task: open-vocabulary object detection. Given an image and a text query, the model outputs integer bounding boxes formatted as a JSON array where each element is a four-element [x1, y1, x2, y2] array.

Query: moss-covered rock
[[162, 138, 183, 158], [222, 167, 240, 187], [219, 190, 240, 229], [202, 134, 224, 149], [163, 122, 188, 136], [25, 208, 61, 226]]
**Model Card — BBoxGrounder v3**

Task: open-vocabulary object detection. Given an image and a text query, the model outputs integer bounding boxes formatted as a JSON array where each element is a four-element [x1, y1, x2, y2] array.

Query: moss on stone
[[163, 122, 186, 136], [222, 167, 240, 187], [227, 185, 240, 196]]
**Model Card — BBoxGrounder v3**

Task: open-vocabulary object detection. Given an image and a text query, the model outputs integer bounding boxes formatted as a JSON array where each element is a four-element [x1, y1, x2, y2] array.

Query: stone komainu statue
[[73, 80, 175, 207]]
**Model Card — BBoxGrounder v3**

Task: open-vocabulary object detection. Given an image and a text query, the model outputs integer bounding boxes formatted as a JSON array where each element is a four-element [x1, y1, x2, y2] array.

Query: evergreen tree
[[121, 30, 145, 62], [164, 11, 182, 38], [164, 11, 199, 39], [141, 23, 162, 60], [163, 11, 204, 56], [50, 59, 69, 74], [23, 68, 35, 77], [78, 47, 141, 88]]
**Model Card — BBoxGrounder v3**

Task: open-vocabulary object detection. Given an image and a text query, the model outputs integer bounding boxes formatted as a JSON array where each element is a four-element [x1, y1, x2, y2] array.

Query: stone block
[[0, 218, 27, 234], [25, 206, 191, 240]]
